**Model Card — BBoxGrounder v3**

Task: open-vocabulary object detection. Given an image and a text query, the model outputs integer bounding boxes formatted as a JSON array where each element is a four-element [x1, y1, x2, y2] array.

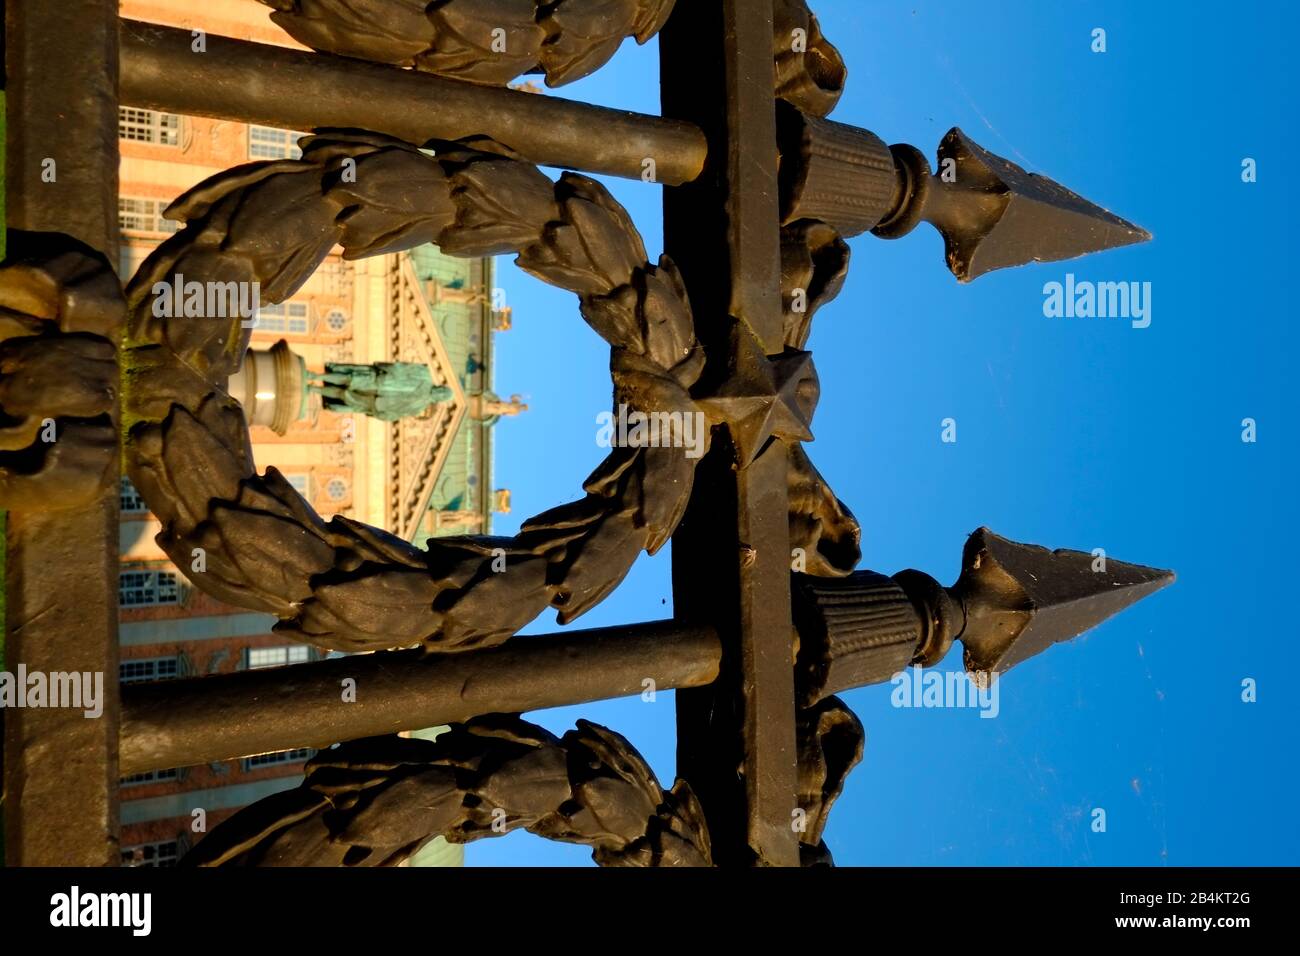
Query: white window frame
[[119, 569, 181, 608], [121, 839, 181, 867], [120, 656, 180, 684], [120, 476, 148, 514], [121, 767, 180, 787], [243, 748, 314, 771], [249, 125, 304, 160], [245, 645, 313, 670], [118, 107, 181, 146], [253, 301, 311, 335], [118, 196, 179, 236], [283, 473, 311, 500]]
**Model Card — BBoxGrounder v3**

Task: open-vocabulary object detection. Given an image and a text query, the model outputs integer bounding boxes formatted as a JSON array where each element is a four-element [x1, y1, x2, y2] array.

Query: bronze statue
[[308, 360, 452, 421]]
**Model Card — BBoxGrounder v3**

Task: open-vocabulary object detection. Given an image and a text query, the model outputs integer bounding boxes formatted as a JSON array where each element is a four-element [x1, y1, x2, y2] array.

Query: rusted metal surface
[[2, 0, 122, 867], [118, 19, 708, 186]]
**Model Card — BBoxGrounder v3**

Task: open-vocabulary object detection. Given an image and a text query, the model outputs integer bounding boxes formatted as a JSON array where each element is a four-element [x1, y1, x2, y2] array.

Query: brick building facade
[[116, 0, 517, 867]]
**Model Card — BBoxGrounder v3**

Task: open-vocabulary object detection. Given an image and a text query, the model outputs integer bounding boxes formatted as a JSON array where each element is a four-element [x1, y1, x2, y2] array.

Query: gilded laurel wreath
[[124, 130, 704, 653]]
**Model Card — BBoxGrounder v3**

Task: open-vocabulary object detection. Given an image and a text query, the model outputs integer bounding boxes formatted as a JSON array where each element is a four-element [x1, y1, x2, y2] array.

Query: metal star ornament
[[696, 325, 818, 466]]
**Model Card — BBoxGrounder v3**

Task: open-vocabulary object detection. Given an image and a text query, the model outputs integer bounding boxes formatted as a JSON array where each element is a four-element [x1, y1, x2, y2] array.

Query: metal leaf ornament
[[124, 130, 705, 653], [256, 0, 677, 87], [182, 716, 712, 867]]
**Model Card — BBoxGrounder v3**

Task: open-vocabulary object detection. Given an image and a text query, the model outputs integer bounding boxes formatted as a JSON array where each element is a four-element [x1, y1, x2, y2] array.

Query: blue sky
[[471, 0, 1297, 866]]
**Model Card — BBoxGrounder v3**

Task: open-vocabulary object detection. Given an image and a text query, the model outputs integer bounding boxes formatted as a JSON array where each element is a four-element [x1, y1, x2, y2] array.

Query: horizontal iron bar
[[120, 620, 720, 775], [118, 19, 708, 185]]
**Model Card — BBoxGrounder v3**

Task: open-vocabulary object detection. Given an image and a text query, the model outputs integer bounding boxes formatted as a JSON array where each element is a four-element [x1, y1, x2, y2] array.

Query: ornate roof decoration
[[386, 251, 467, 541]]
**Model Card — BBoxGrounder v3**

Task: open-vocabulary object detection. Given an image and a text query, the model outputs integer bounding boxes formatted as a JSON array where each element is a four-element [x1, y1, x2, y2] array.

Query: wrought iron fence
[[0, 0, 1169, 867]]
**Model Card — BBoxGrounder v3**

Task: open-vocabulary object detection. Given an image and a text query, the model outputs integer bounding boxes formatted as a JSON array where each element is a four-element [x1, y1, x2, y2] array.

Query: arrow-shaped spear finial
[[793, 528, 1173, 706], [873, 133, 1152, 281], [777, 105, 1151, 281], [945, 527, 1174, 673]]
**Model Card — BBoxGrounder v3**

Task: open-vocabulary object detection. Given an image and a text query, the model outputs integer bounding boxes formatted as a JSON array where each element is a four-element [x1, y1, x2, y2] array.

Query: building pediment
[[386, 253, 466, 540]]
